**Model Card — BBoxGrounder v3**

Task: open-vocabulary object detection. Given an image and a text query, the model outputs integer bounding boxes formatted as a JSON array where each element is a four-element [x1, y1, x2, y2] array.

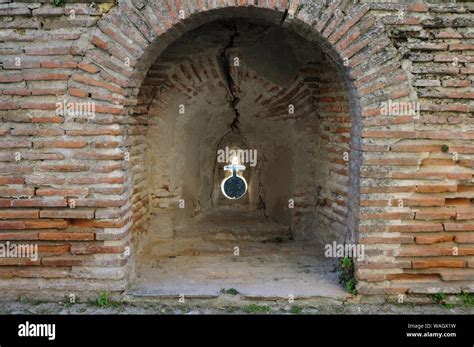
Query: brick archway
[[75, 0, 413, 296], [4, 0, 472, 300]]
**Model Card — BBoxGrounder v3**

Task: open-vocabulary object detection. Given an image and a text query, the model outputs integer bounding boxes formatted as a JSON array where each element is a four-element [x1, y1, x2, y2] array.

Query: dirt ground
[[1, 300, 473, 315]]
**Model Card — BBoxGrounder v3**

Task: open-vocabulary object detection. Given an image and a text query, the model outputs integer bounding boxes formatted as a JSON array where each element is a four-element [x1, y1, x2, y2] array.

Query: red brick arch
[[71, 0, 417, 295]]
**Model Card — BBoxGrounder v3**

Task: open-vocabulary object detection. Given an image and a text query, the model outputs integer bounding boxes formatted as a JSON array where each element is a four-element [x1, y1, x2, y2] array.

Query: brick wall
[[0, 0, 473, 300]]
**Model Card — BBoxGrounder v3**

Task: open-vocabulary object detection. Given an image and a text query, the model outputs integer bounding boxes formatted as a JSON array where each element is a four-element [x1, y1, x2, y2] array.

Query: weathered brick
[[360, 236, 414, 244], [362, 131, 417, 139], [0, 232, 38, 240], [41, 256, 85, 267], [407, 43, 448, 50], [91, 35, 108, 50], [449, 44, 474, 51], [41, 60, 77, 69], [415, 235, 454, 244], [65, 128, 122, 136], [0, 259, 40, 266], [0, 221, 25, 230], [0, 188, 35, 197], [77, 62, 99, 74], [442, 79, 471, 88], [403, 198, 445, 207], [440, 272, 474, 281], [67, 176, 125, 185], [70, 244, 124, 255], [456, 211, 474, 220], [415, 210, 456, 220], [25, 46, 71, 55], [24, 220, 69, 229], [386, 273, 440, 281], [415, 185, 457, 193], [434, 31, 462, 39], [69, 87, 89, 98], [74, 152, 124, 160], [0, 177, 24, 185], [94, 141, 119, 149], [12, 199, 67, 208], [0, 141, 31, 148], [70, 217, 129, 229], [39, 210, 94, 219], [360, 212, 414, 220], [37, 165, 89, 173], [73, 199, 125, 207], [23, 72, 69, 81], [34, 140, 88, 149], [388, 224, 444, 233], [0, 74, 24, 83], [408, 3, 429, 12], [38, 232, 95, 241], [36, 188, 89, 197], [455, 234, 474, 243], [412, 260, 465, 269], [0, 209, 39, 219]]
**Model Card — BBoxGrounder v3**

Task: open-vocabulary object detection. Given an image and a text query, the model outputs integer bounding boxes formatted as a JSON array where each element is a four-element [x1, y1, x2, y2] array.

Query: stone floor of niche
[[127, 207, 348, 299]]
